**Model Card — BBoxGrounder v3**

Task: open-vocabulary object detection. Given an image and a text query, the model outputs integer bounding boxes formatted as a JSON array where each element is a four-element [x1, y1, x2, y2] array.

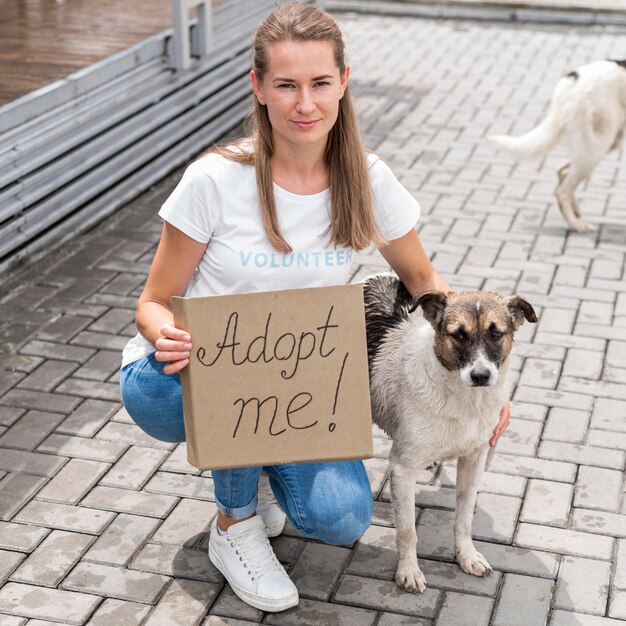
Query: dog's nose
[[470, 368, 491, 386]]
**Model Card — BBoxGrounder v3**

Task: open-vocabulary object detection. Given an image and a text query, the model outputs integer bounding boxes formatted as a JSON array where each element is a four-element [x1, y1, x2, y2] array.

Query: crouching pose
[[120, 2, 508, 612]]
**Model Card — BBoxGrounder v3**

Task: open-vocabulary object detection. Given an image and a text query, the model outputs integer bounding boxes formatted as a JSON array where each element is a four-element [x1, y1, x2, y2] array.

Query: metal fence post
[[172, 0, 213, 70]]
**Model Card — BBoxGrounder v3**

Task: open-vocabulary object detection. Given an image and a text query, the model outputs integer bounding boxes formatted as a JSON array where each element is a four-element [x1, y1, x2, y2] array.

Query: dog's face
[[411, 291, 537, 387]]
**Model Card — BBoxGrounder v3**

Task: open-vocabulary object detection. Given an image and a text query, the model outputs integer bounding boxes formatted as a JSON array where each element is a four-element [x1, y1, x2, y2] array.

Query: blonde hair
[[211, 2, 383, 252]]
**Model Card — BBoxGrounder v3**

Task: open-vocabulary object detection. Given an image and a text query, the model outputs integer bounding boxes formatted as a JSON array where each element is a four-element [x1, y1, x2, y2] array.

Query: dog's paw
[[456, 548, 493, 577], [570, 219, 596, 233], [395, 561, 427, 593]]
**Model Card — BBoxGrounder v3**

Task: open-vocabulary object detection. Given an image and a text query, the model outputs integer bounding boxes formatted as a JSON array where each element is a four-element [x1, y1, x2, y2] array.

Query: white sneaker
[[208, 515, 298, 612], [257, 473, 286, 538]]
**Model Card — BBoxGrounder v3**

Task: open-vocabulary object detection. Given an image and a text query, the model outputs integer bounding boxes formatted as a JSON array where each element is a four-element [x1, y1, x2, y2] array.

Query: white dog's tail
[[489, 75, 574, 158]]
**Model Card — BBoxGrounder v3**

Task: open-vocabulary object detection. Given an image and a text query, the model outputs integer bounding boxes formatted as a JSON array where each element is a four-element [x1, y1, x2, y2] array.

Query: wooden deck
[[0, 0, 226, 106]]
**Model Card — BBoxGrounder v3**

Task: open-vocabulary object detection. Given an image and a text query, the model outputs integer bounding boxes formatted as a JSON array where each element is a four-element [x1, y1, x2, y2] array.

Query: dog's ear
[[410, 291, 448, 326], [505, 295, 538, 329]]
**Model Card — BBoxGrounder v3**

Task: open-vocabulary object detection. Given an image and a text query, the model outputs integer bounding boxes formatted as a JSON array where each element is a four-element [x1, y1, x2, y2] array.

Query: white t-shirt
[[121, 151, 420, 366]]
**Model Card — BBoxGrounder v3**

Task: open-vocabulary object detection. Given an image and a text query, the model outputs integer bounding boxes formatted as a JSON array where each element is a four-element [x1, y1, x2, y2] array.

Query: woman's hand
[[154, 324, 192, 375], [489, 400, 511, 447], [135, 224, 207, 375]]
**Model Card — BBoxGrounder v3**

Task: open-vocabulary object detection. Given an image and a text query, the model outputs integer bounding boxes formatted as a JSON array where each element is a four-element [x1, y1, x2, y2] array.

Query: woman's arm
[[378, 229, 450, 296], [136, 222, 208, 375]]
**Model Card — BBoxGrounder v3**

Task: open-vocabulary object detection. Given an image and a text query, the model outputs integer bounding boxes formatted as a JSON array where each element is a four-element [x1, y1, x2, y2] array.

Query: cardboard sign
[[171, 284, 374, 470]]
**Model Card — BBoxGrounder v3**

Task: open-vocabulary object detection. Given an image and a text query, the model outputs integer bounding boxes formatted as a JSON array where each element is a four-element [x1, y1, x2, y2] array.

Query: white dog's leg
[[556, 159, 596, 232], [557, 161, 582, 217], [454, 446, 493, 577], [557, 118, 620, 232], [609, 127, 623, 152], [390, 462, 426, 593], [557, 160, 570, 183]]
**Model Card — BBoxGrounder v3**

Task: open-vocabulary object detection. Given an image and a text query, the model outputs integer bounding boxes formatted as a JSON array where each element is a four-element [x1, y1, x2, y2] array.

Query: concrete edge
[[322, 0, 626, 25]]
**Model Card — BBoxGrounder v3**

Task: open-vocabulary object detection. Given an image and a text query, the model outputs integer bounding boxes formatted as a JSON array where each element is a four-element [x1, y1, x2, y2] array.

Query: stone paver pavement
[[1, 8, 626, 625]]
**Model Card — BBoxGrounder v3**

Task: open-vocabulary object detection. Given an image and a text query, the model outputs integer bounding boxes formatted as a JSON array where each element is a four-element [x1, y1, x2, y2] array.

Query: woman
[[120, 2, 509, 613]]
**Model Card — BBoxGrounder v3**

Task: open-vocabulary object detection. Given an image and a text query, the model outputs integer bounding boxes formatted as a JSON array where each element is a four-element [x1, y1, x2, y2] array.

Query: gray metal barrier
[[0, 0, 279, 276]]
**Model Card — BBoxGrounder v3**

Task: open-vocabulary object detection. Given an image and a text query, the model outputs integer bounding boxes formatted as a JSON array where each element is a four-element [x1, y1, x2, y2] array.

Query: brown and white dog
[[364, 274, 536, 593], [489, 59, 626, 233]]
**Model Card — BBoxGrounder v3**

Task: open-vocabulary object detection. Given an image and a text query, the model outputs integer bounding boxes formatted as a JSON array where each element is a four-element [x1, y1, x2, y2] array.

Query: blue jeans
[[120, 354, 372, 545]]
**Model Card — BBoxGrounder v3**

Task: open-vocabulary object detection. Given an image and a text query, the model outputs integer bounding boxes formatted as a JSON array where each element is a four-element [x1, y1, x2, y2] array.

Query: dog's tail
[[488, 74, 574, 158]]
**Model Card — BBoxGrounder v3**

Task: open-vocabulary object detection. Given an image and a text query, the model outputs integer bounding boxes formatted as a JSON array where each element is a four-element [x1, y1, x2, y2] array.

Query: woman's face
[[251, 39, 349, 154]]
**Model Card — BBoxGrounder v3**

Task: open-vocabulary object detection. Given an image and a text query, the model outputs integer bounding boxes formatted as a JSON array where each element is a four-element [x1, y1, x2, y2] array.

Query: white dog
[[364, 274, 536, 593], [490, 59, 626, 233]]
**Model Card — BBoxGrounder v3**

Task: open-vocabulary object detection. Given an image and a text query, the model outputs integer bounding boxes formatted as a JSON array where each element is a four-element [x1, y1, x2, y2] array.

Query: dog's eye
[[451, 329, 468, 342], [490, 328, 503, 341]]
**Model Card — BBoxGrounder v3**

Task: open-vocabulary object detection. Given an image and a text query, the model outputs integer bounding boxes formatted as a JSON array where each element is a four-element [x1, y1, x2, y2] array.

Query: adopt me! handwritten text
[[172, 285, 373, 470]]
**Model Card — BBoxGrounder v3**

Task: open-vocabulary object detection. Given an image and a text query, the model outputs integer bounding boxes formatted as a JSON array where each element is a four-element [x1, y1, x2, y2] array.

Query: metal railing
[[0, 0, 280, 277], [172, 0, 213, 70]]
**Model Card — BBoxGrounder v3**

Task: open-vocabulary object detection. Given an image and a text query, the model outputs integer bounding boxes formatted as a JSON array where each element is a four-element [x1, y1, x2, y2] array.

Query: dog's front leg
[[454, 445, 493, 577], [556, 163, 595, 232], [390, 462, 426, 593]]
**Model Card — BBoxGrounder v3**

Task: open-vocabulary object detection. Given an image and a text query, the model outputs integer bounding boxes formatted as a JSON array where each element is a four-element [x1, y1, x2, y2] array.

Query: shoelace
[[227, 524, 283, 581]]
